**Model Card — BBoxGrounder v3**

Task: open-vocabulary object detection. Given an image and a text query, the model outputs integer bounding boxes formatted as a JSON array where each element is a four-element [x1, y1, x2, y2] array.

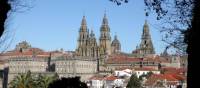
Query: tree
[[126, 74, 141, 88], [0, 0, 12, 53], [0, 0, 11, 37], [144, 0, 193, 55], [139, 71, 153, 81], [0, 0, 33, 37], [143, 0, 199, 88], [109, 0, 128, 5], [35, 73, 58, 88], [0, 0, 33, 53], [9, 71, 36, 88], [48, 76, 88, 88], [9, 71, 59, 88]]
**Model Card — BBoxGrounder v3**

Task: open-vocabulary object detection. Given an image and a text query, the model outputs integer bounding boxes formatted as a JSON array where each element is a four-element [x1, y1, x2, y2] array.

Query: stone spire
[[80, 15, 87, 32], [102, 13, 108, 26], [99, 12, 111, 55], [142, 20, 150, 39], [76, 15, 90, 56], [81, 16, 86, 25], [139, 20, 155, 55]]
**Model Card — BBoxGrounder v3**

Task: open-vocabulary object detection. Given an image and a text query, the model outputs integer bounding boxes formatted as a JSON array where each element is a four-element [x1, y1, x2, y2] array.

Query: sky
[[6, 0, 167, 54]]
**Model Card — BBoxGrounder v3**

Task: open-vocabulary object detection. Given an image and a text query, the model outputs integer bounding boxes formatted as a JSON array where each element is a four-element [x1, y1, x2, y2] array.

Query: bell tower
[[76, 15, 90, 56], [138, 20, 155, 55], [99, 13, 111, 55]]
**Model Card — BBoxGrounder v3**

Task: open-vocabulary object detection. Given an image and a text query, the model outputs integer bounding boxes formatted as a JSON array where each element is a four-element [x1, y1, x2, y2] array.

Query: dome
[[111, 35, 120, 46]]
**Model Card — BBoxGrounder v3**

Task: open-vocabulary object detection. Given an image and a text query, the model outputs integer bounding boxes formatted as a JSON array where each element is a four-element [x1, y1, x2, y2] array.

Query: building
[[0, 41, 98, 86], [144, 74, 186, 88], [88, 75, 105, 88], [51, 56, 97, 81], [133, 67, 160, 78], [132, 20, 155, 56], [114, 68, 132, 77], [102, 54, 162, 72], [75, 15, 99, 57], [88, 75, 124, 88], [76, 13, 121, 57]]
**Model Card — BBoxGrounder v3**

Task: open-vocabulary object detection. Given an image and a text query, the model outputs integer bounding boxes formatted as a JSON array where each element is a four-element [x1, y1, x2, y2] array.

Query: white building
[[133, 68, 160, 78], [114, 69, 132, 77], [88, 75, 125, 88], [88, 76, 104, 88]]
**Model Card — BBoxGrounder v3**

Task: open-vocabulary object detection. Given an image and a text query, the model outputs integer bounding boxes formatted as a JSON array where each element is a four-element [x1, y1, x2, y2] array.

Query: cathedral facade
[[75, 14, 121, 57]]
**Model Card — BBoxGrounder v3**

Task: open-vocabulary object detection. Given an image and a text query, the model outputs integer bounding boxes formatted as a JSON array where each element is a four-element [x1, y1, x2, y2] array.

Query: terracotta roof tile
[[162, 67, 187, 74], [134, 67, 158, 71], [145, 74, 185, 86], [89, 75, 105, 80], [106, 55, 142, 64], [104, 75, 118, 81]]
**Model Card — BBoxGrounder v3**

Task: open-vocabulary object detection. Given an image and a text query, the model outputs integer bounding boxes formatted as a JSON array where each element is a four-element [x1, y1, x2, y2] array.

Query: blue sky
[[7, 0, 167, 54]]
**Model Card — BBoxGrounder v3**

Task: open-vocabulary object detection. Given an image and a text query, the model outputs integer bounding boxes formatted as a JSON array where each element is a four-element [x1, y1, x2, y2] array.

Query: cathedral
[[75, 13, 155, 58], [75, 13, 121, 57]]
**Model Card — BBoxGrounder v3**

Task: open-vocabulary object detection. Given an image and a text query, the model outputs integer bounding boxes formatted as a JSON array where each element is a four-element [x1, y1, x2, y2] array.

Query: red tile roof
[[1, 48, 49, 56], [164, 73, 186, 81], [162, 67, 187, 74], [89, 75, 119, 81], [144, 55, 170, 63], [115, 67, 133, 70], [106, 55, 142, 64], [106, 54, 170, 64], [89, 76, 104, 80], [104, 75, 118, 81], [145, 74, 185, 86], [134, 67, 158, 71]]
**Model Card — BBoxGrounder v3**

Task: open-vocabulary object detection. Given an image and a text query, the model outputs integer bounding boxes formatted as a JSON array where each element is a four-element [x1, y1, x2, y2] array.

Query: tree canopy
[[126, 74, 141, 88]]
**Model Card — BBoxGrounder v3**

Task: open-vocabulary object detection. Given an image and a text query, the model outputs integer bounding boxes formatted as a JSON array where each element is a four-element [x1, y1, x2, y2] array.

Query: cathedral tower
[[139, 20, 155, 54], [76, 16, 99, 57], [76, 16, 90, 56], [133, 20, 155, 56], [99, 13, 112, 55]]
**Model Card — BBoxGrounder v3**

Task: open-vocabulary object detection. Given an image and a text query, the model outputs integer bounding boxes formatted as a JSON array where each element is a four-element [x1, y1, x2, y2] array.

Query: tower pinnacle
[[81, 15, 87, 26], [102, 12, 108, 25]]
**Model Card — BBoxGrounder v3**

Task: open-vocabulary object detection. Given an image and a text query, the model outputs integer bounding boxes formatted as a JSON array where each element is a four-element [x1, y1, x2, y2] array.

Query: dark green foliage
[[9, 71, 59, 88], [139, 71, 153, 81], [48, 76, 88, 88], [126, 74, 141, 88]]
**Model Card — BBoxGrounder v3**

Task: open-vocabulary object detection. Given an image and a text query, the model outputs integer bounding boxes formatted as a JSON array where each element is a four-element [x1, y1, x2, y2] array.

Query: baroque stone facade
[[7, 56, 97, 83], [76, 13, 121, 57]]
